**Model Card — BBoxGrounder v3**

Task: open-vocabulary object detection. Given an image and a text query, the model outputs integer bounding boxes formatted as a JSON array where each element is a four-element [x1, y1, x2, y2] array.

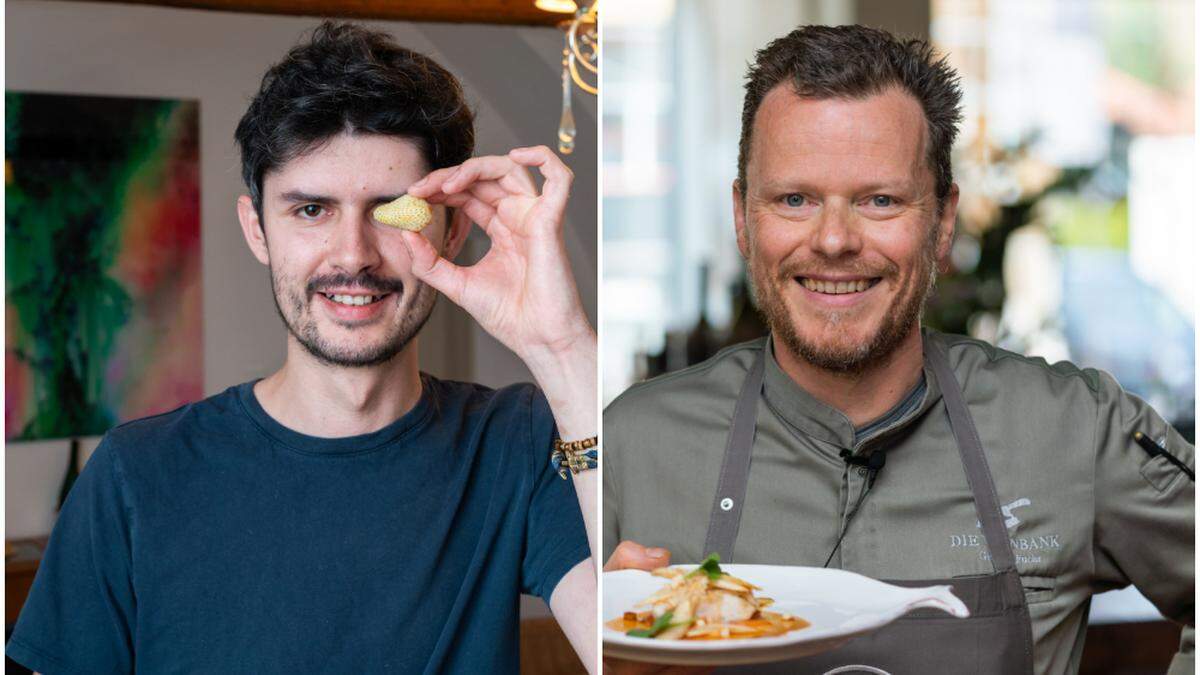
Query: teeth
[[801, 278, 872, 295], [328, 294, 380, 306]]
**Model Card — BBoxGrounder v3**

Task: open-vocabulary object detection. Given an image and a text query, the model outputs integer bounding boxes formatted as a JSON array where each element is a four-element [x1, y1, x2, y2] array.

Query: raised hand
[[405, 146, 598, 560], [402, 145, 593, 363]]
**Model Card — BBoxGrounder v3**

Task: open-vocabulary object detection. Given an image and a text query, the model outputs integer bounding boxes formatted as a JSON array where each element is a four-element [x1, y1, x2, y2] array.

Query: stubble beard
[[749, 231, 938, 376], [269, 266, 437, 368]]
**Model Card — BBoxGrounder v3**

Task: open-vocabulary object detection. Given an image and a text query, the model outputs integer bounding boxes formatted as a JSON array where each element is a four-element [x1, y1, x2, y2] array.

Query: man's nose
[[327, 213, 382, 275], [811, 200, 862, 258]]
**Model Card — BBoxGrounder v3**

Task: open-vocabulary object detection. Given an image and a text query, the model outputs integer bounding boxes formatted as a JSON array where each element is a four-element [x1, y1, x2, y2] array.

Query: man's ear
[[236, 195, 270, 266], [441, 206, 471, 261], [732, 180, 750, 260], [935, 183, 959, 273]]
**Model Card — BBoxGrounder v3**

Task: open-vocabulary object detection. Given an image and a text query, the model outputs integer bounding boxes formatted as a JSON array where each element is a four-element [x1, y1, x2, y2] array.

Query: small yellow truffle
[[373, 194, 432, 231]]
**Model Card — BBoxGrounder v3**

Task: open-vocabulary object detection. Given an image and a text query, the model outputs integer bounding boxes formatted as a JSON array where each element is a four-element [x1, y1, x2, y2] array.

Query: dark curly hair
[[235, 21, 475, 216], [737, 25, 962, 206]]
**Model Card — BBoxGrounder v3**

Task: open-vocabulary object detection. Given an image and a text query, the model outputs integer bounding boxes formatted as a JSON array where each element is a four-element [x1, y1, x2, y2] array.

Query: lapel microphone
[[840, 449, 887, 488], [825, 449, 889, 567]]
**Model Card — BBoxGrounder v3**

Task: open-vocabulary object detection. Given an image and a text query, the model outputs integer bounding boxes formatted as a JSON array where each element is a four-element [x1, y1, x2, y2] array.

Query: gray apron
[[702, 337, 1035, 674]]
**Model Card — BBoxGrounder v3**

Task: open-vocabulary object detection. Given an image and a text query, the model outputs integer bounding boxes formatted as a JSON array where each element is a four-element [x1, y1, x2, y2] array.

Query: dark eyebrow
[[277, 191, 406, 206], [279, 191, 334, 205]]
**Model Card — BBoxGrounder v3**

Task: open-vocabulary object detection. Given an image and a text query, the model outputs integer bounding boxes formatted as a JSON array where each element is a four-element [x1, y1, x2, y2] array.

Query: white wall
[[4, 1, 597, 617]]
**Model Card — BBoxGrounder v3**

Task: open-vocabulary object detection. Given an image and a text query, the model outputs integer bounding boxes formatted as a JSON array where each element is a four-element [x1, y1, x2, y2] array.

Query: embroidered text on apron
[[702, 337, 1035, 674]]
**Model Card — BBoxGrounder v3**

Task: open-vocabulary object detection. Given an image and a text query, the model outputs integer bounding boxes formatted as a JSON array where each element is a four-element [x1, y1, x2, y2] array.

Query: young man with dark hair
[[8, 22, 597, 674], [604, 24, 1192, 674]]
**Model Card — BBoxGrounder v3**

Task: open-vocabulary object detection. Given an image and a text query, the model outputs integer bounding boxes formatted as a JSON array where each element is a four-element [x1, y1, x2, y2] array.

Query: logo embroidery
[[976, 497, 1031, 532], [949, 497, 1062, 565]]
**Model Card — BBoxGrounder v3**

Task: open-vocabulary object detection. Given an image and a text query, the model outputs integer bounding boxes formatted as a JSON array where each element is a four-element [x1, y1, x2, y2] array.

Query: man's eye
[[870, 195, 894, 208], [784, 194, 805, 207], [299, 204, 324, 218]]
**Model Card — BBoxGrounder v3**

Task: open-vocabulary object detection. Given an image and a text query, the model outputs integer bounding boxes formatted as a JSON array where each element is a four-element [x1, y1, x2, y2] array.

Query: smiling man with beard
[[8, 22, 597, 675], [602, 25, 1192, 674]]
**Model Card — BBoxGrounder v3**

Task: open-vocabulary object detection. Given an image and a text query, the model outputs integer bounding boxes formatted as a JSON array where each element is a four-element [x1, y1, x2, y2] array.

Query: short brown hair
[[236, 21, 475, 216], [737, 25, 962, 203]]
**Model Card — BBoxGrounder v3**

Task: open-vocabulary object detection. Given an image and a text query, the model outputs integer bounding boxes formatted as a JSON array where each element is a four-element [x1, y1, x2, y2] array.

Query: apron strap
[[701, 336, 1025, 610], [923, 338, 1020, 578], [702, 346, 766, 562]]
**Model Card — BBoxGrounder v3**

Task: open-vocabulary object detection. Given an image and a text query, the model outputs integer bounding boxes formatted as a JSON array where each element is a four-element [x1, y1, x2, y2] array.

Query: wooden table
[[6, 537, 47, 625]]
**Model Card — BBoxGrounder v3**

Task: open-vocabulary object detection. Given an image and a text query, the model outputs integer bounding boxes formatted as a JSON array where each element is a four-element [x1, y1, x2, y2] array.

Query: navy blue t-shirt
[[7, 376, 589, 674]]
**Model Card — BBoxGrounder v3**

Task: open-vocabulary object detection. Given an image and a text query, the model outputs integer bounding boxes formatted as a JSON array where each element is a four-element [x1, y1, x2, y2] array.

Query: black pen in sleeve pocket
[[1133, 431, 1194, 482]]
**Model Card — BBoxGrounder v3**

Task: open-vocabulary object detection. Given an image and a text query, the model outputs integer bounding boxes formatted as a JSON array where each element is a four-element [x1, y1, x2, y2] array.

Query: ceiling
[[67, 0, 567, 26]]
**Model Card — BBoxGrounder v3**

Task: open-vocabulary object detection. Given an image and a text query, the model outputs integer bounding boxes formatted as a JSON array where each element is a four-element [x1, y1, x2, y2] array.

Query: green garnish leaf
[[627, 611, 673, 638], [685, 552, 724, 581]]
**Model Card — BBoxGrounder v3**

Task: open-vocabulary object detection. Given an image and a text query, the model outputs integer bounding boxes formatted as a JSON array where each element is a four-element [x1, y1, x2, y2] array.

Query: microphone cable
[[823, 450, 886, 568]]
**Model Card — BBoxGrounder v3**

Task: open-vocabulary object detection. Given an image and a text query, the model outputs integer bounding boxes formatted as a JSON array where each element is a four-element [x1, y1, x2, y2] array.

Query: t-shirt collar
[[235, 375, 435, 456]]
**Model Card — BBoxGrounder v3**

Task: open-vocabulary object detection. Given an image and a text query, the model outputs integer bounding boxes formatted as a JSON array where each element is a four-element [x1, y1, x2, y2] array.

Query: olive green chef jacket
[[603, 331, 1194, 675]]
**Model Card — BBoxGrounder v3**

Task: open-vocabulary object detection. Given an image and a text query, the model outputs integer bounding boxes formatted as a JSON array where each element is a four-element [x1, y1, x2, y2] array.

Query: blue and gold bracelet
[[550, 436, 598, 479]]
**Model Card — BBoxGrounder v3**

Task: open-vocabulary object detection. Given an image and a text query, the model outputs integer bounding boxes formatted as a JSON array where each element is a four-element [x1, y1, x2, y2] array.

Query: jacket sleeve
[[601, 402, 622, 564], [1090, 370, 1194, 630]]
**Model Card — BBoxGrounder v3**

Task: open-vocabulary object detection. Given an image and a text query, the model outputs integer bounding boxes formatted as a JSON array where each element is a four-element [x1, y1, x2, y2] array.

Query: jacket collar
[[760, 330, 945, 456]]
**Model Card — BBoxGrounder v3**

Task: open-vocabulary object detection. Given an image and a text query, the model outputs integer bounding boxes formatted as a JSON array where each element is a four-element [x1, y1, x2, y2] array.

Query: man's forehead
[[748, 84, 930, 186], [263, 132, 429, 198]]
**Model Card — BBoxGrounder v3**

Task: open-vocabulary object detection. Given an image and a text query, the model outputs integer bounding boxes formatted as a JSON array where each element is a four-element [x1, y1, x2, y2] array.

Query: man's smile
[[796, 276, 883, 295], [318, 291, 392, 307], [304, 272, 406, 326], [790, 274, 885, 309], [314, 289, 398, 323]]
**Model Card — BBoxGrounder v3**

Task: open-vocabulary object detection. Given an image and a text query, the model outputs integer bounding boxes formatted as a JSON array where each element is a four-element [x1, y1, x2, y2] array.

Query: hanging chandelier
[[537, 1, 598, 154]]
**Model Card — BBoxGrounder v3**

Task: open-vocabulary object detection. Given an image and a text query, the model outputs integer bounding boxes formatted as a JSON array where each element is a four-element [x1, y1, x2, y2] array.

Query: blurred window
[[933, 0, 1194, 431], [603, 0, 825, 403]]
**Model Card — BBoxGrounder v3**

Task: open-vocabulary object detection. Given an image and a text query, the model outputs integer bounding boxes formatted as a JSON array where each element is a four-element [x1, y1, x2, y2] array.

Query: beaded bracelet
[[550, 436, 598, 479]]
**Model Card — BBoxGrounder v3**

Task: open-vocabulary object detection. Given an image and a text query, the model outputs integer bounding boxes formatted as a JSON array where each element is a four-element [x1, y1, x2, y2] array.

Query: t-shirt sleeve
[[6, 437, 137, 675], [520, 387, 590, 603], [1090, 370, 1194, 626]]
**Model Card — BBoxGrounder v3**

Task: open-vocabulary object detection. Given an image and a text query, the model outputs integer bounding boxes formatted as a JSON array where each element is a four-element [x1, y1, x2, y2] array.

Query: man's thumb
[[603, 541, 671, 572], [401, 230, 465, 302]]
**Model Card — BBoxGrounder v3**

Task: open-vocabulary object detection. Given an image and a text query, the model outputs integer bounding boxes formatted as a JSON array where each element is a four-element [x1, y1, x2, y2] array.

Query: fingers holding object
[[409, 153, 544, 201], [440, 156, 538, 198], [399, 229, 466, 304], [509, 145, 574, 210], [433, 191, 499, 234], [405, 165, 459, 200]]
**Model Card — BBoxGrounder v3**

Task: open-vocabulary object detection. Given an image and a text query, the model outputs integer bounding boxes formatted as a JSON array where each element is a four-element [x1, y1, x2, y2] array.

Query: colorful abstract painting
[[6, 92, 202, 441]]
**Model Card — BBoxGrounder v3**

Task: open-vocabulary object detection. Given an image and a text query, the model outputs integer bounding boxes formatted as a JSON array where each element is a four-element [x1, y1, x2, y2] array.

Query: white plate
[[603, 564, 969, 666]]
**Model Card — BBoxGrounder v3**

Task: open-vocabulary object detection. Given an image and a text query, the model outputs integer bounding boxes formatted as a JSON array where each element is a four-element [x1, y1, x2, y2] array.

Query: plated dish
[[604, 560, 969, 666], [606, 554, 809, 640]]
